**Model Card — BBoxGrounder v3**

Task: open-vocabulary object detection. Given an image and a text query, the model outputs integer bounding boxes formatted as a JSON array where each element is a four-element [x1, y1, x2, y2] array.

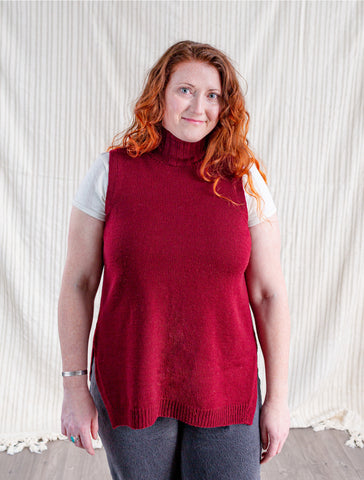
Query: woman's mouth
[[182, 118, 205, 124]]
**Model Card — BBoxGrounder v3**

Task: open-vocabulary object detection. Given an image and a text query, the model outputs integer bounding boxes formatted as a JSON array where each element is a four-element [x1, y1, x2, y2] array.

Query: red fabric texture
[[91, 127, 258, 429]]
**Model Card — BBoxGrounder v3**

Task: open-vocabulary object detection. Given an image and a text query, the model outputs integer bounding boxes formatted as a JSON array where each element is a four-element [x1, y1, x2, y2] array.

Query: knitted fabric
[[91, 127, 257, 429]]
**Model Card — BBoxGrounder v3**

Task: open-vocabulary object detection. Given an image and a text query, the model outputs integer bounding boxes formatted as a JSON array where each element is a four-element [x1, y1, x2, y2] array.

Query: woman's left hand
[[259, 399, 290, 464]]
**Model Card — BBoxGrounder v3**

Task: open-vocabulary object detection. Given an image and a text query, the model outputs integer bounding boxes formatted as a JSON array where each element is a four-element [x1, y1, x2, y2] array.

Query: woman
[[58, 40, 290, 480]]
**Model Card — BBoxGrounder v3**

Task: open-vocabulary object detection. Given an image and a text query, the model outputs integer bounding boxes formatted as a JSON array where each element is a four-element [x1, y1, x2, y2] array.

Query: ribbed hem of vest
[[110, 399, 255, 429]]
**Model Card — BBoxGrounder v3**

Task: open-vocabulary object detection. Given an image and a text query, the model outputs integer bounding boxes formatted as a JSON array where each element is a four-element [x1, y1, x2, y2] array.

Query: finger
[[73, 434, 84, 449], [74, 436, 82, 448], [91, 414, 99, 440], [68, 431, 82, 447], [80, 430, 95, 456], [69, 432, 79, 444], [261, 449, 274, 464], [260, 425, 269, 450], [260, 437, 279, 464]]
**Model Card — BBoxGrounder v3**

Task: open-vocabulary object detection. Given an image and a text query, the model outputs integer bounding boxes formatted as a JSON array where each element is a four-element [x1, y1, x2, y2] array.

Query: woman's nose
[[190, 94, 204, 114]]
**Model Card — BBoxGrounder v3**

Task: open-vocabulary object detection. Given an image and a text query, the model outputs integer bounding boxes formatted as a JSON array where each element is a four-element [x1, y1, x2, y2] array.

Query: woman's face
[[162, 61, 222, 143]]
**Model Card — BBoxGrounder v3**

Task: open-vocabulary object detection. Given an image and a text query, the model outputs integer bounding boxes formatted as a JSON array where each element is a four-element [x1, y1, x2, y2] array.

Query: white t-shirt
[[73, 152, 277, 227]]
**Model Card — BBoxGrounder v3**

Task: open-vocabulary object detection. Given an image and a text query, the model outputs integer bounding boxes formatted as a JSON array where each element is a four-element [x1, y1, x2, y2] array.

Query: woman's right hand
[[61, 386, 99, 456]]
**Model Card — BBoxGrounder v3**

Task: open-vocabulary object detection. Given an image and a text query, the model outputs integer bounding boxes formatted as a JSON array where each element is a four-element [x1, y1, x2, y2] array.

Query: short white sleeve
[[72, 152, 109, 221], [73, 153, 277, 227], [242, 164, 277, 227]]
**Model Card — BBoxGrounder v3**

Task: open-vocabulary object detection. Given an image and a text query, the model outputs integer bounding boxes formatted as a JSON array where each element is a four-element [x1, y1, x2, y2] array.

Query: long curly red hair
[[107, 40, 267, 211]]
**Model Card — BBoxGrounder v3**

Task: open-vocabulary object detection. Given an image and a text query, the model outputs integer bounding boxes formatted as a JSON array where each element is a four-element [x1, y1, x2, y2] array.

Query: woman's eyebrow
[[176, 82, 195, 87]]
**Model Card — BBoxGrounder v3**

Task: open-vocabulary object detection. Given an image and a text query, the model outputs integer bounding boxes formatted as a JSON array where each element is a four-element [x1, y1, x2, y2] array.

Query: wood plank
[[0, 441, 110, 480], [0, 428, 363, 479], [261, 428, 363, 480]]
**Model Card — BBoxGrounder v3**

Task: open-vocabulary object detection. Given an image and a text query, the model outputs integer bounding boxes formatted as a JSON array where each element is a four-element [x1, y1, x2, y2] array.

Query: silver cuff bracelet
[[62, 369, 88, 377]]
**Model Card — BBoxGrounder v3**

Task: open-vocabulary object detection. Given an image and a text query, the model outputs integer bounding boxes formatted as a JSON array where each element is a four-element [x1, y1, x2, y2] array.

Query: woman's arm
[[58, 206, 104, 455], [245, 213, 290, 464]]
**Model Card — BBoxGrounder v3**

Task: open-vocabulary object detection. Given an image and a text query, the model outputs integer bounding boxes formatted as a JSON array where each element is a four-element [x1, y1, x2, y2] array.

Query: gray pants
[[90, 365, 262, 480]]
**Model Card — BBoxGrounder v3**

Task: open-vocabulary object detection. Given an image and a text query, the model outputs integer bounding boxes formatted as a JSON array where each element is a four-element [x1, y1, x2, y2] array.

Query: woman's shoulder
[[72, 152, 110, 221], [98, 150, 110, 166], [242, 164, 277, 227], [242, 163, 264, 184]]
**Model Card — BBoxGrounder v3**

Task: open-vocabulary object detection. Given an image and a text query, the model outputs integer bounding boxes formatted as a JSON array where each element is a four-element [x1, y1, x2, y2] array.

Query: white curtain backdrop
[[0, 0, 363, 454]]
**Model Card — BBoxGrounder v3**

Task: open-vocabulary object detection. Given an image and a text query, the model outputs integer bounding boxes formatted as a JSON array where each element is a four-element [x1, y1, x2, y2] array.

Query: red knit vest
[[91, 127, 258, 429]]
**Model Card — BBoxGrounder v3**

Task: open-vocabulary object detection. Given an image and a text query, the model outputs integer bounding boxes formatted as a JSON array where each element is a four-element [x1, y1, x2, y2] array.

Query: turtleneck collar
[[156, 126, 207, 166]]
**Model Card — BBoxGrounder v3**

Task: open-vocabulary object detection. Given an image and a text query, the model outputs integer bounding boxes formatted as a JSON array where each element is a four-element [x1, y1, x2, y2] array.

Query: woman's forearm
[[58, 282, 95, 391], [252, 288, 290, 403]]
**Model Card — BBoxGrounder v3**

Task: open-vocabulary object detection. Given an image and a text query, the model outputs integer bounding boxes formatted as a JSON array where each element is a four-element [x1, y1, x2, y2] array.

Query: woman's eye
[[208, 93, 219, 100], [180, 87, 190, 94]]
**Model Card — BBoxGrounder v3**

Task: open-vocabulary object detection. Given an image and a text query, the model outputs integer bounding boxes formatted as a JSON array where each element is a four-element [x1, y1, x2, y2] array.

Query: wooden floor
[[1, 428, 363, 479]]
